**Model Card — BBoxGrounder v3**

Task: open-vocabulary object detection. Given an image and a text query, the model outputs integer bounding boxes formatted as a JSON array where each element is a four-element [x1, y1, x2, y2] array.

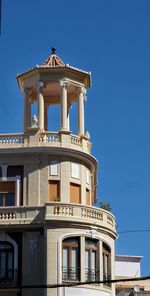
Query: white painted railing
[[0, 132, 90, 154], [46, 203, 116, 231], [0, 206, 43, 222], [70, 134, 81, 146], [39, 132, 60, 143], [0, 133, 24, 144], [0, 204, 116, 234]]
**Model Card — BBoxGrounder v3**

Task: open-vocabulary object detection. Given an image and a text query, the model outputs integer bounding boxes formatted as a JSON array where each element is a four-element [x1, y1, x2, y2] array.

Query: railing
[[81, 207, 103, 221], [85, 269, 99, 282], [0, 269, 18, 286], [103, 272, 111, 287], [46, 203, 116, 232], [54, 205, 73, 216], [70, 135, 81, 146], [39, 132, 60, 143], [62, 266, 80, 281], [0, 204, 116, 234], [0, 132, 91, 153], [0, 134, 24, 145], [0, 211, 16, 220], [0, 206, 43, 223]]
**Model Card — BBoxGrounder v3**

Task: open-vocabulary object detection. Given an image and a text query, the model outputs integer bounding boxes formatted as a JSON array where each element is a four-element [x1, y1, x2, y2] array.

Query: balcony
[[103, 272, 111, 287], [0, 269, 18, 287], [85, 269, 99, 282], [0, 203, 116, 236], [0, 131, 91, 154], [45, 203, 116, 235], [62, 266, 80, 281]]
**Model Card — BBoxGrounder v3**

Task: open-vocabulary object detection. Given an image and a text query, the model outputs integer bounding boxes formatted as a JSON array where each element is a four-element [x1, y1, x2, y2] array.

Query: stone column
[[67, 105, 70, 131], [60, 81, 69, 131], [80, 236, 85, 282], [99, 240, 103, 282], [36, 81, 45, 131], [24, 88, 31, 132], [78, 87, 86, 136]]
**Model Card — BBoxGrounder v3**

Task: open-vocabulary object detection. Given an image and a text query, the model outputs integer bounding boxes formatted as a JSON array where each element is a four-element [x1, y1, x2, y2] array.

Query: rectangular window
[[85, 239, 98, 282], [50, 161, 58, 176], [103, 244, 111, 287], [62, 238, 79, 281], [71, 163, 79, 179], [48, 180, 60, 202], [70, 183, 81, 204]]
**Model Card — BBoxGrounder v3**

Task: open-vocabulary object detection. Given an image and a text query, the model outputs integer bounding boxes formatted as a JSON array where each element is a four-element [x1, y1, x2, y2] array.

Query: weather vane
[[51, 46, 56, 54]]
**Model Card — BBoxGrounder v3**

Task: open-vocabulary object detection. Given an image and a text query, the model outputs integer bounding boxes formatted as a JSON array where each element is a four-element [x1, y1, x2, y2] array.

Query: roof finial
[[51, 46, 56, 55]]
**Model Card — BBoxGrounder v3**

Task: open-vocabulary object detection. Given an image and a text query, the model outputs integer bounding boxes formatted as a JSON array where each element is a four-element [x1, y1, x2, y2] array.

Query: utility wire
[[118, 229, 150, 234], [1, 275, 150, 290]]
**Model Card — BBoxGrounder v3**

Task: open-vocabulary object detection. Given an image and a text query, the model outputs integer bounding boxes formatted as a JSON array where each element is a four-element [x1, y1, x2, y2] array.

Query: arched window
[[0, 242, 14, 284], [62, 237, 80, 281], [103, 243, 111, 286], [85, 238, 98, 282]]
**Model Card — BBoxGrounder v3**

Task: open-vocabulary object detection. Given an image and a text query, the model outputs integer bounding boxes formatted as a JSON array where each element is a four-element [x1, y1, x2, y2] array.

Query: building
[[0, 48, 117, 296], [115, 255, 150, 296]]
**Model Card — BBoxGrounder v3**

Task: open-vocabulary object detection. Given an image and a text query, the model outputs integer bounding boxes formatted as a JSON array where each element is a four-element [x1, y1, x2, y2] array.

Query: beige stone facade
[[0, 49, 117, 296]]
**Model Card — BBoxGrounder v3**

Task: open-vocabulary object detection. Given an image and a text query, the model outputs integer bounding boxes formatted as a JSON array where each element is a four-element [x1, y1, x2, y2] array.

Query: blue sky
[[1, 0, 150, 275]]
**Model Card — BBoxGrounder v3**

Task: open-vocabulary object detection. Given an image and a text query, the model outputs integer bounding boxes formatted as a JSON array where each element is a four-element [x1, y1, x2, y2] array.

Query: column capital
[[60, 80, 70, 88], [23, 87, 31, 97], [36, 81, 46, 91], [77, 86, 87, 98]]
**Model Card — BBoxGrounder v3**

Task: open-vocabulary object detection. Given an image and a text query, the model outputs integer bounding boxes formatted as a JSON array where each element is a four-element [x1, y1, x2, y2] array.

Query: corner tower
[[0, 48, 117, 296], [17, 47, 96, 206]]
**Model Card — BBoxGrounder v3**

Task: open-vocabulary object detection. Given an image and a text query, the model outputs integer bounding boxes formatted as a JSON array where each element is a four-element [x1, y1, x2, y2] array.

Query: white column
[[99, 240, 103, 282], [15, 176, 21, 206], [80, 236, 85, 282], [23, 88, 31, 132], [67, 105, 70, 131], [78, 87, 86, 136], [37, 81, 44, 130], [60, 81, 69, 131]]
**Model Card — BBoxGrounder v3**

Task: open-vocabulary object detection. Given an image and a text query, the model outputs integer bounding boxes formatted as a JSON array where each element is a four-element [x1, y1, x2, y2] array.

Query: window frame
[[85, 239, 98, 282], [0, 241, 14, 283], [62, 238, 80, 282], [103, 244, 111, 287]]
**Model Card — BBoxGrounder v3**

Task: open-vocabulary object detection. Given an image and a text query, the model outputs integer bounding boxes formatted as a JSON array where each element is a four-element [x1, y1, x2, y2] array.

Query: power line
[[1, 275, 150, 290], [118, 229, 150, 234]]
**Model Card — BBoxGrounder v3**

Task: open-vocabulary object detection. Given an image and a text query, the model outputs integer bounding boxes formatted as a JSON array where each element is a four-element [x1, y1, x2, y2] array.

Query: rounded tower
[[0, 48, 117, 296]]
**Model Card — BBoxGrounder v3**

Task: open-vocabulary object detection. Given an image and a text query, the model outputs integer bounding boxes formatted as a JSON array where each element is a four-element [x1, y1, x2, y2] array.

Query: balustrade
[[0, 134, 24, 145], [39, 132, 60, 143]]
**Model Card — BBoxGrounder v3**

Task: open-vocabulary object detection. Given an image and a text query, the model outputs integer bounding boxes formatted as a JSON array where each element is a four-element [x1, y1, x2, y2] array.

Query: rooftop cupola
[[17, 47, 91, 135]]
